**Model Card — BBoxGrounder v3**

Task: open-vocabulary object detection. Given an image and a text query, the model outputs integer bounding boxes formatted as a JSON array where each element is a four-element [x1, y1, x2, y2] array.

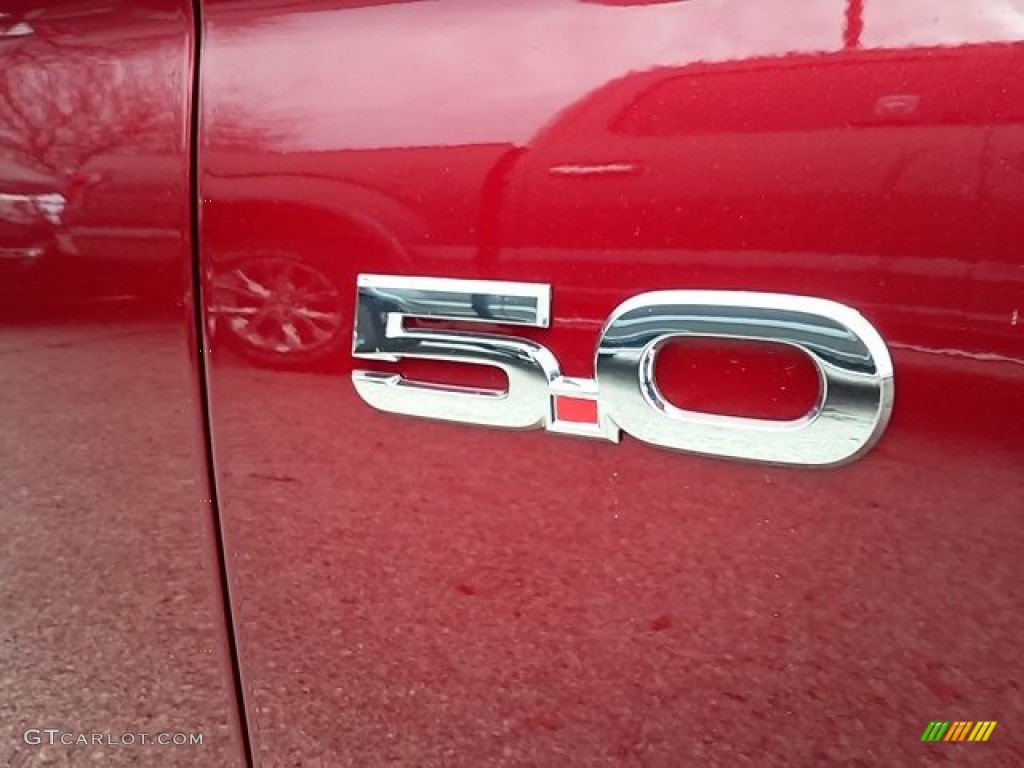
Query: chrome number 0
[[352, 275, 894, 467]]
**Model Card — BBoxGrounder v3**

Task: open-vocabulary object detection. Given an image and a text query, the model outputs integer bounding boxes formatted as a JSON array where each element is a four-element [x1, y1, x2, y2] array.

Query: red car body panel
[[0, 3, 246, 766], [1, 0, 1022, 765], [197, 1, 1023, 766]]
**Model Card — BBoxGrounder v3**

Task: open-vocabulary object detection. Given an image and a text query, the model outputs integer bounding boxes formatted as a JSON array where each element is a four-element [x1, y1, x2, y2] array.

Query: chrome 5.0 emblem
[[351, 275, 894, 466]]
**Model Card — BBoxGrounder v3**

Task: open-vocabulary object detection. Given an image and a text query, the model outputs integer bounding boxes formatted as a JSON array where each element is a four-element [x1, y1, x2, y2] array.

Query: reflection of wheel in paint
[[208, 251, 347, 368]]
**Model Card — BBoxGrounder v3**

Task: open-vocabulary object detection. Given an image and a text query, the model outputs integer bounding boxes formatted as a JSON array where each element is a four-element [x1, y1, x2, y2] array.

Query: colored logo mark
[[921, 721, 997, 742]]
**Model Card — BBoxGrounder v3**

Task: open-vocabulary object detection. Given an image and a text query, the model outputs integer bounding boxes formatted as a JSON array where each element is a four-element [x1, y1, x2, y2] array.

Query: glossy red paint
[[0, 3, 245, 765], [199, 1, 1023, 765]]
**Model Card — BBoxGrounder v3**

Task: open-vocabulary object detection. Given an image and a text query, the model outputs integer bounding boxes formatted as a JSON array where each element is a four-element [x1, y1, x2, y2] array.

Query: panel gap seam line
[[188, 3, 257, 766]]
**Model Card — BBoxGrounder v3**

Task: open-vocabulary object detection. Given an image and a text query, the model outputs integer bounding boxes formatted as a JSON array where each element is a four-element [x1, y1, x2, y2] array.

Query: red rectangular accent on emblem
[[554, 395, 599, 424]]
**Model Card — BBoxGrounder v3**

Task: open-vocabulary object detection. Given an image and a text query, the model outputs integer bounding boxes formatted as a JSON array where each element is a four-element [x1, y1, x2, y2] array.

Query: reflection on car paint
[[198, 1, 1024, 766]]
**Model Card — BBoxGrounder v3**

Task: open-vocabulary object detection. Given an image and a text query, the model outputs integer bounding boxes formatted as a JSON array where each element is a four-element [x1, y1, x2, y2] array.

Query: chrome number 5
[[352, 275, 894, 467]]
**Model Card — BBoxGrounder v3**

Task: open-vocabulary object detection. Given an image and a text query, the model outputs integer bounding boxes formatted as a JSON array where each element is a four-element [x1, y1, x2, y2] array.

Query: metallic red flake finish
[[196, 1, 1023, 765]]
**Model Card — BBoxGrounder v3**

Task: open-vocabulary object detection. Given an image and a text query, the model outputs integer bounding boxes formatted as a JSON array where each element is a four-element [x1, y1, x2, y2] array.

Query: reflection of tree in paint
[[0, 9, 195, 305], [0, 27, 177, 184]]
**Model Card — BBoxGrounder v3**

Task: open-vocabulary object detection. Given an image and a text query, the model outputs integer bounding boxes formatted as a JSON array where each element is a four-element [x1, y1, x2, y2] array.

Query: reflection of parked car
[[209, 249, 348, 368], [204, 143, 515, 366], [205, 43, 1024, 367], [498, 44, 1024, 355], [0, 161, 64, 262], [0, 153, 190, 312]]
